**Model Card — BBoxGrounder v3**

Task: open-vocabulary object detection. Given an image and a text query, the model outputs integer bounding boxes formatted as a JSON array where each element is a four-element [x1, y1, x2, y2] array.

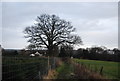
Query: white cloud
[[2, 27, 28, 49], [2, 2, 118, 49]]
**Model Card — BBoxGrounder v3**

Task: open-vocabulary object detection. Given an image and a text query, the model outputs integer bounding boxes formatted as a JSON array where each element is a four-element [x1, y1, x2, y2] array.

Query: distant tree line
[[2, 49, 18, 56], [2, 48, 47, 56], [59, 46, 120, 62], [2, 46, 120, 62]]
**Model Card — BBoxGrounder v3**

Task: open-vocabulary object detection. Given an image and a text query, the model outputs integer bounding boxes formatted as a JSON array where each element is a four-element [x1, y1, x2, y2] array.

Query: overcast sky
[[0, 2, 118, 49]]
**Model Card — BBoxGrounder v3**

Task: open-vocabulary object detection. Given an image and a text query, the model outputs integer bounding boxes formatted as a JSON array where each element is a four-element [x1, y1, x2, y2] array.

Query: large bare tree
[[24, 14, 82, 56]]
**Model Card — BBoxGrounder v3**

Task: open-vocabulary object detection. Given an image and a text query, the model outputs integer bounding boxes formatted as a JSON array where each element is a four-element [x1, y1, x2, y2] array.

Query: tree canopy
[[24, 14, 82, 56]]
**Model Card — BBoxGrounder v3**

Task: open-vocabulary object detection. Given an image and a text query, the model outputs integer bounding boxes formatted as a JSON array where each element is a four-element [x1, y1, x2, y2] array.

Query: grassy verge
[[56, 63, 74, 79], [73, 59, 119, 79]]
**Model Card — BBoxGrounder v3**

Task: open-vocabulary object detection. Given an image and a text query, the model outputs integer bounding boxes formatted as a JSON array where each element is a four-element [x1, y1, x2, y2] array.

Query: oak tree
[[24, 14, 82, 56]]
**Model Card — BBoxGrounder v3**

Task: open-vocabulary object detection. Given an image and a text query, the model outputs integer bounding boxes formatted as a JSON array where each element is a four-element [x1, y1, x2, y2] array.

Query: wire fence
[[2, 56, 57, 81]]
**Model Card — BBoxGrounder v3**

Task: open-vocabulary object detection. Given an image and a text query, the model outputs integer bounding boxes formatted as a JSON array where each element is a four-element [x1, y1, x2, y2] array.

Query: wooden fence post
[[100, 66, 103, 75], [38, 71, 41, 80], [53, 57, 55, 69], [48, 56, 49, 70], [94, 65, 97, 72]]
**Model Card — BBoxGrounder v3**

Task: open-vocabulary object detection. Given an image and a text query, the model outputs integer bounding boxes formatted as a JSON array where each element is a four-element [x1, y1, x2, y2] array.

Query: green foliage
[[59, 47, 66, 57]]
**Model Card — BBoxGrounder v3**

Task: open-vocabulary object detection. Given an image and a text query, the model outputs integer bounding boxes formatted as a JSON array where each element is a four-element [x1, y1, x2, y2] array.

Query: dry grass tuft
[[73, 62, 111, 81], [43, 70, 58, 79], [55, 58, 63, 67]]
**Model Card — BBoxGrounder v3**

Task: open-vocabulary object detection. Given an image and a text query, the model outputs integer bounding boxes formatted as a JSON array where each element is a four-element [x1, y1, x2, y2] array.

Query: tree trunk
[[48, 46, 54, 56], [47, 45, 59, 57]]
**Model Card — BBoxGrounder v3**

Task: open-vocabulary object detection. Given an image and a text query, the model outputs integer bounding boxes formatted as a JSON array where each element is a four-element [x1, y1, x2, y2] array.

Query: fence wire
[[2, 56, 57, 81]]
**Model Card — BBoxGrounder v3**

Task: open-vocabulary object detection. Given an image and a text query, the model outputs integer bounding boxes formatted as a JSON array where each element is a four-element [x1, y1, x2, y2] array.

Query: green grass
[[56, 63, 74, 79], [74, 59, 119, 79]]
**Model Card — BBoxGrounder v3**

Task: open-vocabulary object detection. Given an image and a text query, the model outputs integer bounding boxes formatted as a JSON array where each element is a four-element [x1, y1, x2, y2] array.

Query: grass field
[[74, 59, 119, 79]]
